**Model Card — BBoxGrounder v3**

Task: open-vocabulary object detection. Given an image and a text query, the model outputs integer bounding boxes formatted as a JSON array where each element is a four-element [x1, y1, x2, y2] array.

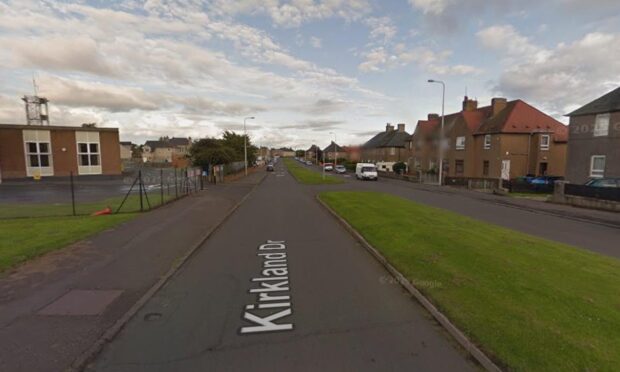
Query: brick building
[[361, 123, 411, 163], [0, 124, 121, 181]]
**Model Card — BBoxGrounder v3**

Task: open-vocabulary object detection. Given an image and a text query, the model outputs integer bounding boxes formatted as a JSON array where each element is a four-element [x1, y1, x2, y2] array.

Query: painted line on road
[[316, 196, 503, 372], [68, 173, 268, 372], [239, 240, 294, 334]]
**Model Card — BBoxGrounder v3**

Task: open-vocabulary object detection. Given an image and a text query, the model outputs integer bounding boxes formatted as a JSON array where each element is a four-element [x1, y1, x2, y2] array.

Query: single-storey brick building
[[0, 124, 121, 181]]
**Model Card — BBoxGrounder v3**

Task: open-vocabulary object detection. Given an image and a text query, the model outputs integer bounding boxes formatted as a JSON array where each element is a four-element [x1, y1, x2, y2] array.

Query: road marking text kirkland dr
[[240, 240, 294, 334]]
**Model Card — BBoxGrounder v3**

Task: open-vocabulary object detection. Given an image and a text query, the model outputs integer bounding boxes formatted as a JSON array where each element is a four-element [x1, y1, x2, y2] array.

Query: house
[[323, 142, 345, 162], [565, 87, 620, 183], [342, 145, 361, 162], [0, 123, 121, 180], [361, 123, 411, 165], [120, 141, 133, 160], [305, 145, 321, 163], [142, 137, 191, 164], [410, 97, 568, 180], [257, 146, 272, 162], [272, 147, 295, 158]]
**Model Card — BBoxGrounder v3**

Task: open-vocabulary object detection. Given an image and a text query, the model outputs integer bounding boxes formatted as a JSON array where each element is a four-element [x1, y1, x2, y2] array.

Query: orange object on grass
[[92, 207, 112, 216]]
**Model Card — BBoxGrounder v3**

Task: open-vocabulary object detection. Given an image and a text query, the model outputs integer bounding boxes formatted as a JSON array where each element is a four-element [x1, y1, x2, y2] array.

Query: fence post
[[174, 168, 178, 199], [70, 171, 76, 216], [160, 168, 164, 205], [139, 170, 144, 212]]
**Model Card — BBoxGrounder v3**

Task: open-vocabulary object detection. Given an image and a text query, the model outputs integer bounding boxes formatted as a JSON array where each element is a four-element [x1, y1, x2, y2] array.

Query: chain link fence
[[0, 166, 204, 219]]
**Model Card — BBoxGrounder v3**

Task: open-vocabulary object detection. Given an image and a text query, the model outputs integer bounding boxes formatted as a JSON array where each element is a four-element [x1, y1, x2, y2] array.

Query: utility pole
[[243, 116, 255, 176], [428, 79, 445, 186]]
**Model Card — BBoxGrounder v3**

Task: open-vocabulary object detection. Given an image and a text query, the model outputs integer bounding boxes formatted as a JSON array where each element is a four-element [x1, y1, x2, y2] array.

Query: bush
[[393, 162, 407, 174]]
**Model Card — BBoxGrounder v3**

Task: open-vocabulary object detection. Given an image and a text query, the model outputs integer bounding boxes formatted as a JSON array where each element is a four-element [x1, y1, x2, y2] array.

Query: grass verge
[[284, 158, 344, 185], [319, 190, 620, 371], [0, 214, 136, 273], [0, 193, 180, 219]]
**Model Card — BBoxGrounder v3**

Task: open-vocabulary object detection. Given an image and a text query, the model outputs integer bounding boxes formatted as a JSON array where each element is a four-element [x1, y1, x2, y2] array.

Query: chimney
[[397, 123, 405, 132], [386, 123, 395, 132], [428, 113, 439, 121], [491, 98, 507, 116], [462, 96, 478, 112]]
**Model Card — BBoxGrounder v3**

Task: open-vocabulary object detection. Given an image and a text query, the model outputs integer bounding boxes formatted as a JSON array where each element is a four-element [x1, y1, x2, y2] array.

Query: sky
[[1, 0, 619, 149]]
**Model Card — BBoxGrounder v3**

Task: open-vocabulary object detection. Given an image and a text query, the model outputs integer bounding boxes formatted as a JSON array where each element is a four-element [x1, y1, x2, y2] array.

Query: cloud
[[408, 0, 450, 15], [477, 25, 549, 62], [38, 76, 163, 112], [279, 119, 345, 131], [359, 45, 482, 75], [309, 36, 322, 48], [178, 97, 267, 116], [478, 26, 620, 115], [364, 17, 397, 44]]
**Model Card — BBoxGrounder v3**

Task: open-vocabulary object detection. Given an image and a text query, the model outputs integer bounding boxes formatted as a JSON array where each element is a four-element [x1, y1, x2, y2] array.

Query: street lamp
[[428, 79, 445, 186], [244, 116, 255, 176]]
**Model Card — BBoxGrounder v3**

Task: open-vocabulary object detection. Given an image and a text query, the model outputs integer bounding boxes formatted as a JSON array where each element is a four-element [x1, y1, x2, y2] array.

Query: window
[[483, 160, 490, 176], [76, 131, 102, 175], [593, 114, 610, 137], [484, 134, 491, 149], [455, 160, 464, 176], [390, 147, 396, 156], [23, 129, 53, 177], [540, 135, 550, 150], [590, 155, 606, 178], [456, 136, 465, 150], [25, 142, 51, 168]]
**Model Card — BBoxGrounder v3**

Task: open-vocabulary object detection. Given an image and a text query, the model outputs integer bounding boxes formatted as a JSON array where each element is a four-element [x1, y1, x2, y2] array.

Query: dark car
[[585, 178, 620, 188], [266, 164, 274, 172]]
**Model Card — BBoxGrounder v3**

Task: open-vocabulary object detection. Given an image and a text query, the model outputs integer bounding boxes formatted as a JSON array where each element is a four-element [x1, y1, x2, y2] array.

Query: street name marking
[[239, 240, 294, 334]]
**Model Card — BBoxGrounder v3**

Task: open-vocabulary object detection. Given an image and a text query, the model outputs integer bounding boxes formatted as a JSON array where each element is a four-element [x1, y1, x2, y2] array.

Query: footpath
[[0, 171, 265, 372]]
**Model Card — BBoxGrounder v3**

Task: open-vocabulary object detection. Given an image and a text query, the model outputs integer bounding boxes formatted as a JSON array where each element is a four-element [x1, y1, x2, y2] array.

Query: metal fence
[[501, 179, 555, 193], [0, 166, 204, 219], [565, 184, 620, 202]]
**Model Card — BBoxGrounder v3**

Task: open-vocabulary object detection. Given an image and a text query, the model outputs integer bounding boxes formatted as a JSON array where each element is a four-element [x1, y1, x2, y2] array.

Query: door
[[539, 162, 548, 176], [501, 160, 511, 180]]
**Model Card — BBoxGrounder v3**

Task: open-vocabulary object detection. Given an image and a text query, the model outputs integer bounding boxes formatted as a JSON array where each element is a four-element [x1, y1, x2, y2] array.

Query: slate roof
[[363, 129, 411, 149], [145, 138, 191, 149], [306, 144, 320, 152], [323, 142, 345, 152], [567, 87, 620, 117], [119, 141, 132, 146]]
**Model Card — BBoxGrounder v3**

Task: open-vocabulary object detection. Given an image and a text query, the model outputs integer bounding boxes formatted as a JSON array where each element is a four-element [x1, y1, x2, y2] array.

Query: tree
[[221, 131, 257, 164], [189, 138, 235, 167], [295, 150, 305, 158], [393, 162, 407, 174]]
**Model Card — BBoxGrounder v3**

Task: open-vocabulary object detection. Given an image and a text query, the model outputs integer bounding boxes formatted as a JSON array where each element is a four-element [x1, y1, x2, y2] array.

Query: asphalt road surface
[[89, 162, 475, 371]]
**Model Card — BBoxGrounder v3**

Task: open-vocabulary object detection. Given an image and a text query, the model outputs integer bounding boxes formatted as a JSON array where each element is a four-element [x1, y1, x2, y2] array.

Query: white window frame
[[484, 134, 492, 149], [590, 155, 605, 178], [76, 131, 102, 175], [23, 130, 54, 177], [540, 134, 550, 150], [593, 114, 610, 137], [456, 136, 465, 150]]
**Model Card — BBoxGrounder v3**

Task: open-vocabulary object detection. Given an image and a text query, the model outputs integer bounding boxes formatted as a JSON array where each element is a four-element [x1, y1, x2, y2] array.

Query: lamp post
[[428, 79, 445, 186], [243, 116, 255, 176]]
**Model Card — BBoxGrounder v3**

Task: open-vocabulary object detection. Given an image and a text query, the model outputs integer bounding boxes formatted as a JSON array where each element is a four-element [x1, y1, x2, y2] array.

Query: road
[[89, 161, 475, 371], [301, 162, 620, 259]]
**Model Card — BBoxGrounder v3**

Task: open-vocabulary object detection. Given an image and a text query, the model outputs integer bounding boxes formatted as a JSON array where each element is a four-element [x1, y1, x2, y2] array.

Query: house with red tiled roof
[[410, 96, 568, 181]]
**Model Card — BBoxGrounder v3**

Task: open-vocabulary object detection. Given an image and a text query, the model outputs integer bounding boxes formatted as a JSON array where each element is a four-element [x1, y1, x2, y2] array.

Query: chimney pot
[[397, 123, 405, 132], [386, 123, 395, 132], [462, 96, 478, 112], [491, 98, 508, 116], [428, 113, 439, 121]]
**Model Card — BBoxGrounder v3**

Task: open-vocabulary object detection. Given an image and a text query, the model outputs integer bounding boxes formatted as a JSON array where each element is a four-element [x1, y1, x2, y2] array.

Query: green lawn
[[284, 158, 344, 185], [0, 192, 180, 219], [0, 214, 135, 273], [319, 191, 620, 371]]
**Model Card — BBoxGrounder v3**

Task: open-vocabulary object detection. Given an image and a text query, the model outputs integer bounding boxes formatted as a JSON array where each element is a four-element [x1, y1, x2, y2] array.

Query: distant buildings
[[119, 141, 133, 160], [361, 123, 411, 164], [305, 145, 321, 163], [272, 147, 295, 158], [566, 87, 620, 183], [323, 141, 345, 161], [142, 137, 191, 165]]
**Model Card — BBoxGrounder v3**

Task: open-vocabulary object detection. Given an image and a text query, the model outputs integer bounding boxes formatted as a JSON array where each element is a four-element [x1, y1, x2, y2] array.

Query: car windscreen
[[361, 167, 376, 172]]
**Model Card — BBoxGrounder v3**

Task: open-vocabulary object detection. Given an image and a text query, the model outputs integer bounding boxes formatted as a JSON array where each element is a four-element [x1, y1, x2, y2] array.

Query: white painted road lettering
[[240, 240, 294, 334]]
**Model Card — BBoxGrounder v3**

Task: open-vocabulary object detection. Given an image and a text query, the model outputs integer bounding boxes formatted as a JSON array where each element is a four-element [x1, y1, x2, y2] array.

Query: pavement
[[299, 162, 620, 259], [0, 171, 264, 372], [88, 162, 475, 371]]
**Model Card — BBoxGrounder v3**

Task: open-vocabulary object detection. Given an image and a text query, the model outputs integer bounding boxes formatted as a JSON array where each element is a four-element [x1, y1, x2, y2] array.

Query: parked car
[[585, 178, 620, 188], [266, 164, 274, 172], [355, 163, 378, 180], [305, 160, 312, 165], [324, 163, 334, 171], [335, 165, 346, 174], [529, 176, 563, 185]]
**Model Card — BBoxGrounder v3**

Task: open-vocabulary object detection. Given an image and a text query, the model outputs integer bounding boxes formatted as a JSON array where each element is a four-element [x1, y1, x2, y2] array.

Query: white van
[[355, 163, 378, 181]]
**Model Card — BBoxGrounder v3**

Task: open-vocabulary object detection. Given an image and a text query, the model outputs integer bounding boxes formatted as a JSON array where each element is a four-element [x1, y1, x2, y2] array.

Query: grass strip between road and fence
[[0, 214, 136, 273], [319, 190, 620, 371], [283, 158, 344, 185]]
